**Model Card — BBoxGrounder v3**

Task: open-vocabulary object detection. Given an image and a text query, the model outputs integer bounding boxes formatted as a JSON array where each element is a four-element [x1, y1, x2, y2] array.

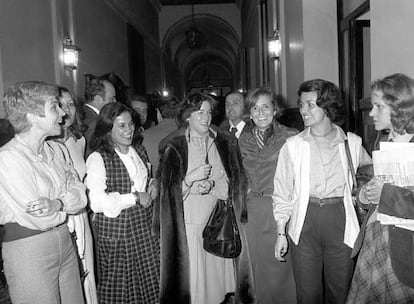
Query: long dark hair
[[57, 86, 86, 139], [89, 102, 135, 155]]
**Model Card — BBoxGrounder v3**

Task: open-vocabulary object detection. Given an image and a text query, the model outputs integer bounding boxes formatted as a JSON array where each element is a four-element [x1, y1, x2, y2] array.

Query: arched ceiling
[[162, 13, 240, 90], [160, 0, 235, 5]]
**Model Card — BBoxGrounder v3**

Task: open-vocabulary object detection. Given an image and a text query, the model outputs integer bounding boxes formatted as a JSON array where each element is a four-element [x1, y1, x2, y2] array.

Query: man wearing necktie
[[220, 91, 246, 139]]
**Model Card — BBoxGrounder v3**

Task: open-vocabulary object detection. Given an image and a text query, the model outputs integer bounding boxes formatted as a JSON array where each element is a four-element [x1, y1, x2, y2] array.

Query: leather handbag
[[202, 197, 242, 259]]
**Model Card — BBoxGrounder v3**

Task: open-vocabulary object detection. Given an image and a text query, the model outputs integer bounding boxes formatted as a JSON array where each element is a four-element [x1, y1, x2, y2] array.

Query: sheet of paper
[[373, 143, 414, 230]]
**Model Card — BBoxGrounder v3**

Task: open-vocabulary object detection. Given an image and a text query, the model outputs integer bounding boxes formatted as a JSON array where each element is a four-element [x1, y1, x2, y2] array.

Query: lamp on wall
[[63, 35, 81, 70], [268, 29, 281, 61]]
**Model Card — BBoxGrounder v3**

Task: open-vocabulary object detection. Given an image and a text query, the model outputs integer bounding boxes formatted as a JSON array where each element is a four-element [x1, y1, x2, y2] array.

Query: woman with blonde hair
[[238, 87, 297, 303], [347, 73, 414, 303], [0, 81, 86, 303]]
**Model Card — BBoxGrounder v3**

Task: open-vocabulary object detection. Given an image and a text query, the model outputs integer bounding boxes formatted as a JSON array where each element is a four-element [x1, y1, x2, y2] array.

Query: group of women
[[0, 82, 159, 304], [0, 72, 413, 304], [156, 73, 414, 304]]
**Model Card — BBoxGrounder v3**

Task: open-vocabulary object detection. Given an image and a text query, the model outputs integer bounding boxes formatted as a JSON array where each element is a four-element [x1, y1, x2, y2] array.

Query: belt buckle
[[319, 198, 327, 207], [310, 197, 324, 206], [315, 197, 325, 206]]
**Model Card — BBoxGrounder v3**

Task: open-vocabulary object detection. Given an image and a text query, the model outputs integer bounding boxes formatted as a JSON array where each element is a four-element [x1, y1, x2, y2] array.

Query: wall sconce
[[268, 30, 281, 61], [63, 35, 81, 70]]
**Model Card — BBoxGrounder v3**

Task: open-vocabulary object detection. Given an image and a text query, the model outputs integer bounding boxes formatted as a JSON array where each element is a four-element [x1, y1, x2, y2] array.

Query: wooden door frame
[[337, 0, 369, 132]]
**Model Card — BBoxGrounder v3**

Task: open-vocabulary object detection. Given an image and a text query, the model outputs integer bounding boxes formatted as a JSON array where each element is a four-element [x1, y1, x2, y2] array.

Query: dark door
[[127, 23, 146, 94]]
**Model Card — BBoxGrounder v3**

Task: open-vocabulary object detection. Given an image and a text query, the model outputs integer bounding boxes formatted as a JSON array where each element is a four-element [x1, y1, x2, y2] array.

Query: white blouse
[[86, 146, 149, 218]]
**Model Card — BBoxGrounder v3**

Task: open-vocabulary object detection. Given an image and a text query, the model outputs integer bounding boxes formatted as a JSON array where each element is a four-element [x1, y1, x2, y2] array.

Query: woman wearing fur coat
[[154, 93, 255, 304]]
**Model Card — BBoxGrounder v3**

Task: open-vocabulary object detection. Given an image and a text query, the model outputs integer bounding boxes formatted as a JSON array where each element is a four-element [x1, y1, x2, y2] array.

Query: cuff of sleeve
[[274, 215, 289, 226]]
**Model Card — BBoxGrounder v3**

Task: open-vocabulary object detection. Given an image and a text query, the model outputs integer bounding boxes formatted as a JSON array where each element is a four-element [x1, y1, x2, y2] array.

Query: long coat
[[153, 129, 256, 304]]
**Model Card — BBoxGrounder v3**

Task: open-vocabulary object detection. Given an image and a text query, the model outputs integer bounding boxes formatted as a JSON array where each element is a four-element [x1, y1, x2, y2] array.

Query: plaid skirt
[[96, 205, 160, 304], [347, 221, 414, 304]]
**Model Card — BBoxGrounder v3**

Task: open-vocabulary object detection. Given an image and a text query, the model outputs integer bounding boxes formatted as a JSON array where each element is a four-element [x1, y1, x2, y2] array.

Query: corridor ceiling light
[[268, 30, 281, 61], [63, 35, 81, 70], [185, 4, 202, 49]]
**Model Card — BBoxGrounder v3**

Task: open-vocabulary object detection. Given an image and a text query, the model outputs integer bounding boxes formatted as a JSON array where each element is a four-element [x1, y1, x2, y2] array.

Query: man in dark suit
[[220, 91, 246, 139], [82, 78, 116, 157]]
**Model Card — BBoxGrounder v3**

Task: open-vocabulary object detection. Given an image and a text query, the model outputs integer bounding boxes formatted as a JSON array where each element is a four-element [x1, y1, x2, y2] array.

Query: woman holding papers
[[347, 73, 414, 303], [272, 79, 371, 304]]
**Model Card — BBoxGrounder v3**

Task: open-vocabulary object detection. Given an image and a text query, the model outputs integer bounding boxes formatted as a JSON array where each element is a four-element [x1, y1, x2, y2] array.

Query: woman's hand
[[26, 197, 61, 217], [362, 177, 384, 204], [275, 234, 288, 262], [197, 180, 214, 195], [185, 164, 212, 185], [138, 192, 152, 208], [147, 179, 158, 200]]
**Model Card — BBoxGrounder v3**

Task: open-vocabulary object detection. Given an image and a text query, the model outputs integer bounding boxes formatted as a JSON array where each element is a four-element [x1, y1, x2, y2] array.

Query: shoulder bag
[[202, 169, 246, 258], [344, 138, 367, 225]]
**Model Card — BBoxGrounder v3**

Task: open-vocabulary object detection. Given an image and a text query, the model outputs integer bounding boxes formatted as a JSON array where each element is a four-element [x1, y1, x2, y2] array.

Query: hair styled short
[[371, 73, 414, 134], [3, 81, 57, 133], [176, 93, 217, 128], [89, 102, 135, 155], [245, 87, 284, 118], [297, 79, 344, 125], [84, 77, 105, 103], [57, 86, 86, 139]]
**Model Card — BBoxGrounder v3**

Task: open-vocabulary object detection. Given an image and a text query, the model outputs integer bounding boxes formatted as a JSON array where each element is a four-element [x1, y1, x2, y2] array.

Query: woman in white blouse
[[0, 81, 86, 303], [85, 102, 159, 304]]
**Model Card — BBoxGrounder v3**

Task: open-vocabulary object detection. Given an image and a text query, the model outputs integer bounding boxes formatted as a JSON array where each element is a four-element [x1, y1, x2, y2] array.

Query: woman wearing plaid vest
[[85, 102, 159, 304]]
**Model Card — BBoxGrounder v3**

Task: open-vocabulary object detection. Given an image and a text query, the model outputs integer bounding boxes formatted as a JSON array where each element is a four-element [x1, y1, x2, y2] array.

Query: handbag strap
[[344, 138, 357, 196], [228, 171, 248, 223]]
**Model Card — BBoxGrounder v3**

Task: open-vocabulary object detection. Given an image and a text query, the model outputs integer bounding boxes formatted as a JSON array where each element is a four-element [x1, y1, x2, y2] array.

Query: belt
[[2, 221, 66, 242], [309, 196, 343, 207]]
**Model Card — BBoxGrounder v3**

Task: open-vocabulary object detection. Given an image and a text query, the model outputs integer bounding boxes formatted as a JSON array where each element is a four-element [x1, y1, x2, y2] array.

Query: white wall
[[371, 0, 414, 80], [280, 0, 338, 108], [303, 0, 338, 84]]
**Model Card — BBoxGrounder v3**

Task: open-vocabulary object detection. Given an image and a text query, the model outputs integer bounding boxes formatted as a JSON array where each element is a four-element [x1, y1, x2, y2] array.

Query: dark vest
[[93, 149, 143, 239]]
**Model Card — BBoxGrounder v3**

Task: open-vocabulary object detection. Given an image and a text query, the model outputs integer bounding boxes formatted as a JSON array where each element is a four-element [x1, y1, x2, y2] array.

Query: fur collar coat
[[153, 128, 256, 304]]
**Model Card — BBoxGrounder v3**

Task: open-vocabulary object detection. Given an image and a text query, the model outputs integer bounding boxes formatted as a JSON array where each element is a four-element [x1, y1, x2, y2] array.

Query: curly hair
[[297, 79, 344, 125], [176, 93, 217, 128], [245, 87, 284, 118], [3, 81, 57, 133], [89, 102, 135, 155], [371, 73, 414, 134]]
